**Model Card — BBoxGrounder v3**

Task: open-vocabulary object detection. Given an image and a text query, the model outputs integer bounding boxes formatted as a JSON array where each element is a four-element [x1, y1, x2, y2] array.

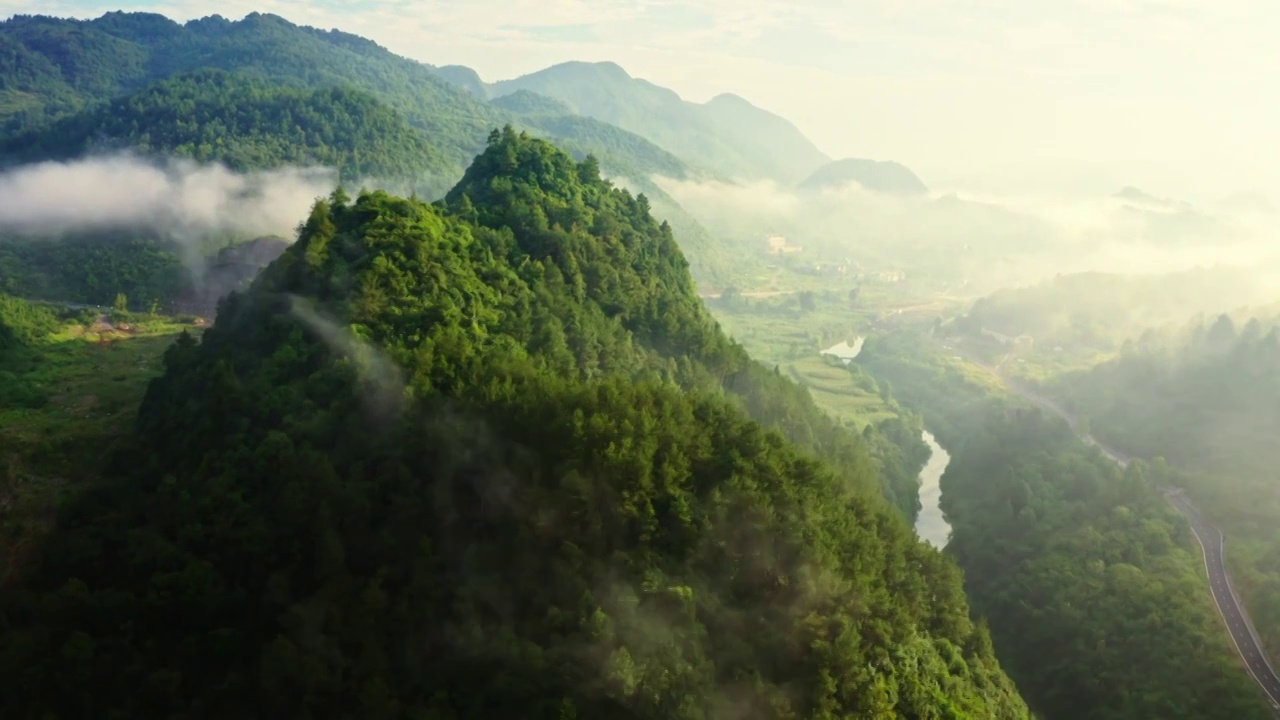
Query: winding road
[[947, 339, 1280, 711]]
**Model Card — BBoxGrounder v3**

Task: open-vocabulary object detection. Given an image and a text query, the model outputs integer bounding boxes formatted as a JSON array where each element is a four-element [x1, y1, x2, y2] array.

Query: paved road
[[1167, 490, 1280, 709], [943, 339, 1280, 711]]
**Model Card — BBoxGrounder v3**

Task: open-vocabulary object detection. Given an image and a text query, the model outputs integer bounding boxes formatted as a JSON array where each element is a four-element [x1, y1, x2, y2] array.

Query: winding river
[[914, 430, 952, 548], [818, 336, 951, 547]]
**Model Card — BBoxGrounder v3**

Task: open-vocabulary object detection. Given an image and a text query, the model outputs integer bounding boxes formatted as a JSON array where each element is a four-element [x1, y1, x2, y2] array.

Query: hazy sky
[[8, 0, 1280, 201]]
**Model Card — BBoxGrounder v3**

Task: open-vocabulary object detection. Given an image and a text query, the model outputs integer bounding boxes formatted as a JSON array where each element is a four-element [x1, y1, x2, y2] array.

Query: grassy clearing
[[785, 356, 897, 430], [705, 285, 965, 430], [0, 314, 195, 586]]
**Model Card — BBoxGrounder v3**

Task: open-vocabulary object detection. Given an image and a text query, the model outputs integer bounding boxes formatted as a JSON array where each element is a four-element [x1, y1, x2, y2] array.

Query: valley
[[1, 7, 1278, 720]]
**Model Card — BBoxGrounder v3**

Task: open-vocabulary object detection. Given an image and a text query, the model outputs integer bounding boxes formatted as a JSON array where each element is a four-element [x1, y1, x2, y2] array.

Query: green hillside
[[1050, 312, 1280, 664], [858, 331, 1277, 720], [0, 129, 1030, 719], [0, 10, 502, 165], [0, 12, 690, 183], [487, 60, 829, 183], [3, 69, 450, 185]]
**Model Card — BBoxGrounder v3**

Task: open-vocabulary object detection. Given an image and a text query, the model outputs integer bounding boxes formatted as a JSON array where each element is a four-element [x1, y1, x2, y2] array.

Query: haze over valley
[[2, 6, 1280, 719]]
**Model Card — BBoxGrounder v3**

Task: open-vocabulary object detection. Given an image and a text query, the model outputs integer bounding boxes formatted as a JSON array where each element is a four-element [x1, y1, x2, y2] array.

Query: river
[[915, 430, 952, 548], [820, 337, 865, 364], [818, 336, 950, 547]]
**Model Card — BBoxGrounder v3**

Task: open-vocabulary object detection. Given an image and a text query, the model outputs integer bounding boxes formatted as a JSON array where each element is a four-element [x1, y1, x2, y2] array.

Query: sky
[[7, 0, 1280, 202]]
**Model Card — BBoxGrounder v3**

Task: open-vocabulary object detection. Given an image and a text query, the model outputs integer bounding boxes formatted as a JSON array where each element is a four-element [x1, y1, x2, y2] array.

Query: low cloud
[[0, 152, 337, 246], [654, 173, 1280, 296], [286, 294, 407, 420]]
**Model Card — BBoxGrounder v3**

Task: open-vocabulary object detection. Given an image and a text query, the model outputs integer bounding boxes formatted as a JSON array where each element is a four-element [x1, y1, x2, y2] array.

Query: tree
[[113, 292, 128, 313], [798, 291, 816, 313]]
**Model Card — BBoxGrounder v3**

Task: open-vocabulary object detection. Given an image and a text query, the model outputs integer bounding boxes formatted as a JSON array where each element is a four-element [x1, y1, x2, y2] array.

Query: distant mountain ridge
[[800, 157, 929, 196], [437, 59, 831, 184], [0, 12, 692, 186]]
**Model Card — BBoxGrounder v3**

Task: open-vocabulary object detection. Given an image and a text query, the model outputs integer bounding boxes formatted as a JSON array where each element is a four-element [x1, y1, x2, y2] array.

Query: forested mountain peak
[[0, 130, 1030, 718]]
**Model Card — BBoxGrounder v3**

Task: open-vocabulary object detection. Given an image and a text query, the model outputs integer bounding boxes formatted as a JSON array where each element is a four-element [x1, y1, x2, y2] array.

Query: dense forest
[[942, 409, 1269, 719], [0, 130, 1031, 718], [1049, 311, 1280, 667], [858, 329, 1274, 719], [0, 231, 187, 310], [0, 12, 690, 183], [3, 69, 451, 186]]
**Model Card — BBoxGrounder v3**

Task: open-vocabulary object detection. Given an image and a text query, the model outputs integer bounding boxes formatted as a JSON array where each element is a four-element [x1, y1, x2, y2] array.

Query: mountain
[[699, 92, 830, 182], [431, 63, 487, 98], [799, 158, 929, 196], [0, 11, 765, 284], [484, 60, 830, 183], [0, 13, 693, 187], [0, 10, 501, 167], [1112, 186, 1191, 211], [0, 129, 1031, 719], [2, 69, 450, 183]]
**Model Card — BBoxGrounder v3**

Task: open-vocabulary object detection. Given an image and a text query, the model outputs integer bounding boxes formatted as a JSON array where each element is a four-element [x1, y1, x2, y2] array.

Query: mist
[[0, 153, 337, 261], [287, 294, 406, 420], [655, 173, 1280, 297]]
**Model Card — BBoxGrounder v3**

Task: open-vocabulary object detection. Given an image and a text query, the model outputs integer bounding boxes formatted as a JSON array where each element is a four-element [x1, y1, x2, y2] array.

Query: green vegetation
[[858, 326, 1273, 719], [0, 232, 186, 309], [0, 293, 192, 587], [704, 292, 937, 521], [942, 409, 1272, 720], [5, 69, 451, 188], [0, 129, 1030, 718], [955, 268, 1270, 382], [0, 12, 696, 184], [857, 330, 1009, 448], [1048, 311, 1280, 666], [488, 61, 829, 184], [0, 292, 57, 351]]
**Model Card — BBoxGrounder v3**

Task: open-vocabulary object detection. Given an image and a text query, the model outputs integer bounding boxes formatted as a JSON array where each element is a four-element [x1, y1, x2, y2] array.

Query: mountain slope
[[3, 69, 450, 183], [0, 11, 503, 165], [0, 129, 1030, 719], [487, 60, 829, 183], [799, 158, 929, 196], [0, 12, 693, 188], [700, 92, 830, 183]]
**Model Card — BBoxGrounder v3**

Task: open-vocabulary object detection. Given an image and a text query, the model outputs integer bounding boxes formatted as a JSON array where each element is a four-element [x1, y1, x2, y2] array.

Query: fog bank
[[0, 153, 337, 242]]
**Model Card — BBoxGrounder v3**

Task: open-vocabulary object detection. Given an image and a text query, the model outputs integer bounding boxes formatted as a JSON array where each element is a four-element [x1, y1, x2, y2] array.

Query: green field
[[784, 355, 897, 429], [0, 314, 194, 586], [707, 287, 967, 431]]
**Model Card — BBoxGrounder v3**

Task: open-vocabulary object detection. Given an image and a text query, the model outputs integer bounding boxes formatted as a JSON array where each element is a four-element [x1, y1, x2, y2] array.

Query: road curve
[[945, 340, 1280, 710], [1166, 490, 1280, 708]]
